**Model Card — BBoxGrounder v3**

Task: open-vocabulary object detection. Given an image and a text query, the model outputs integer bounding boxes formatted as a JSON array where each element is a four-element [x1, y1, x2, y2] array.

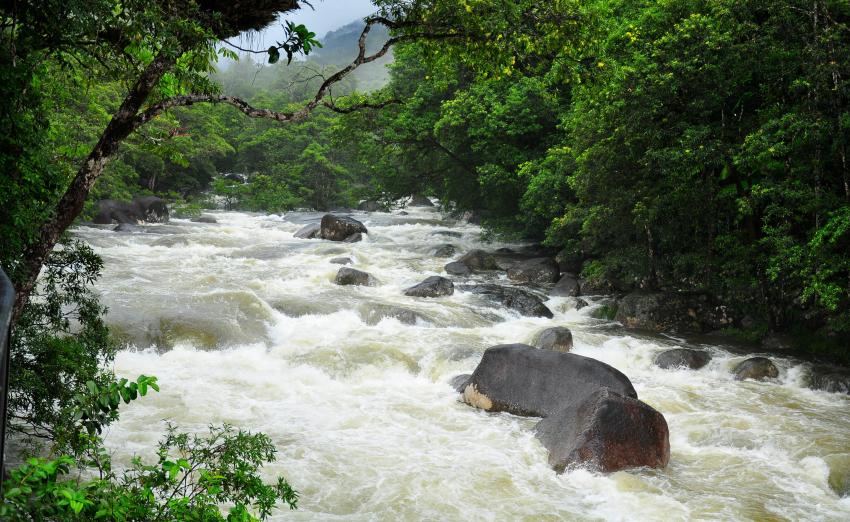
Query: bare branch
[[136, 18, 465, 128]]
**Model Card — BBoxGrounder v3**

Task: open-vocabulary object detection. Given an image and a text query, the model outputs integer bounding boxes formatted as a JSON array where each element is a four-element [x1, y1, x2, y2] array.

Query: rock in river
[[654, 348, 711, 370], [321, 214, 368, 241], [616, 291, 735, 334], [459, 344, 636, 417], [507, 257, 561, 284], [404, 276, 454, 297], [409, 194, 434, 207], [458, 284, 554, 318], [433, 244, 456, 258], [329, 257, 352, 265], [733, 357, 779, 381], [444, 261, 471, 276], [334, 267, 376, 286], [534, 327, 574, 353], [294, 222, 321, 239], [456, 249, 499, 271], [94, 196, 169, 224], [550, 273, 580, 297], [535, 388, 670, 473]]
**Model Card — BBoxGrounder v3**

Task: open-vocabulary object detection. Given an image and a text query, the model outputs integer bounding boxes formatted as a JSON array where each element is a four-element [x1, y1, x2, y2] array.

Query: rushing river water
[[73, 207, 850, 521]]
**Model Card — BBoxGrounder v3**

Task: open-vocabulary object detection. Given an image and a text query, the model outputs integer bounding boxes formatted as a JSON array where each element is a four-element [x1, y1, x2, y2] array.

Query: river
[[73, 206, 850, 521]]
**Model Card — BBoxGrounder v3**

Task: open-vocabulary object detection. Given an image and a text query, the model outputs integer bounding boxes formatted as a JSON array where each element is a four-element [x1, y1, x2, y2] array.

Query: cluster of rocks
[[452, 344, 670, 473], [651, 348, 782, 382]]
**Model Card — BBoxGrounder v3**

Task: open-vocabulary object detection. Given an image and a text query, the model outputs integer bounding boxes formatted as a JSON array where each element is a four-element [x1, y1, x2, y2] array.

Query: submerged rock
[[535, 388, 670, 473], [357, 200, 383, 212], [458, 284, 554, 318], [575, 298, 589, 310], [343, 232, 362, 243], [191, 215, 217, 223], [433, 244, 457, 258], [456, 250, 499, 271], [432, 230, 462, 238], [359, 303, 425, 325], [534, 327, 574, 353], [329, 257, 352, 265], [507, 257, 561, 284], [444, 261, 472, 276], [450, 374, 471, 393], [654, 349, 712, 370], [808, 369, 850, 395], [404, 276, 454, 298], [293, 222, 321, 239], [459, 344, 636, 417], [550, 273, 580, 297], [321, 214, 368, 241], [334, 267, 376, 286], [733, 357, 779, 381]]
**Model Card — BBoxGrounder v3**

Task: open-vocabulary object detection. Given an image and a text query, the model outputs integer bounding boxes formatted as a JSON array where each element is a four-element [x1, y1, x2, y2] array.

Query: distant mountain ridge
[[310, 19, 392, 91]]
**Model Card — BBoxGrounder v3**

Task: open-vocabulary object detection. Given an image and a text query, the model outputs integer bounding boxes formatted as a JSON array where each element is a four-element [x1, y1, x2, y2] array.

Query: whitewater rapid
[[73, 207, 850, 521]]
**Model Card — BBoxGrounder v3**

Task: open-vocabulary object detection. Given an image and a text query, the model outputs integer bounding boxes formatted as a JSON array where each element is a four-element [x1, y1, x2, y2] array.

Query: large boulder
[[459, 344, 636, 417], [507, 257, 561, 284], [733, 357, 779, 381], [550, 273, 580, 297], [320, 214, 368, 241], [616, 291, 735, 334], [404, 276, 454, 297], [94, 197, 169, 225], [534, 327, 574, 353], [444, 262, 472, 276], [534, 388, 670, 473], [334, 267, 376, 286], [293, 222, 321, 239], [456, 250, 499, 271], [409, 194, 434, 207], [654, 349, 711, 370], [458, 284, 554, 318]]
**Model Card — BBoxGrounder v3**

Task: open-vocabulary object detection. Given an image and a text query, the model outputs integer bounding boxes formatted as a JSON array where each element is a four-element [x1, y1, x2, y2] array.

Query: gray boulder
[[458, 284, 554, 318], [654, 349, 711, 370], [320, 214, 368, 241], [404, 276, 454, 298], [550, 273, 580, 297], [294, 222, 321, 239], [733, 357, 779, 381], [575, 298, 589, 310], [507, 257, 561, 284], [459, 344, 636, 417], [534, 327, 574, 353], [334, 267, 376, 286], [433, 244, 457, 258], [329, 257, 352, 265], [457, 250, 499, 271], [445, 262, 472, 276], [534, 388, 670, 473], [409, 194, 434, 207]]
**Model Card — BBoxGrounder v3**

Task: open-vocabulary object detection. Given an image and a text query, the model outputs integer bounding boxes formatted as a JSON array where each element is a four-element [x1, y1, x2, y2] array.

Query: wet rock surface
[[506, 257, 561, 284], [334, 267, 376, 286], [654, 349, 712, 370], [616, 291, 735, 333], [321, 214, 368, 241], [733, 357, 779, 381], [404, 276, 454, 298], [534, 327, 574, 353], [458, 284, 554, 318]]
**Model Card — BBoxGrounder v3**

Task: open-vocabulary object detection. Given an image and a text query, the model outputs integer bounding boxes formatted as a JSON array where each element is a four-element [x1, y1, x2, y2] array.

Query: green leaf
[[268, 47, 280, 64]]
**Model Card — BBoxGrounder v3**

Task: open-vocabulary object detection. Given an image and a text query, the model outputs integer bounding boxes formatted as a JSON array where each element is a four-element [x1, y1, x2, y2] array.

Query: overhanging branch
[[134, 17, 464, 128]]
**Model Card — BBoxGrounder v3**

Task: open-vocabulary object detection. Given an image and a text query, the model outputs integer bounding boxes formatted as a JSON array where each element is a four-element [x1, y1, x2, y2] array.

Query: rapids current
[[73, 207, 850, 521]]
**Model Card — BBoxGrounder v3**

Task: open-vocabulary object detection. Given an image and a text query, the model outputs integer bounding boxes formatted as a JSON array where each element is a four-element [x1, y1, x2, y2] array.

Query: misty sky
[[229, 0, 377, 52]]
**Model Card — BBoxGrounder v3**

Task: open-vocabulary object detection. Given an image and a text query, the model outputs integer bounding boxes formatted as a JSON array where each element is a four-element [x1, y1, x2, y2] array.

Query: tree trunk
[[11, 55, 175, 324]]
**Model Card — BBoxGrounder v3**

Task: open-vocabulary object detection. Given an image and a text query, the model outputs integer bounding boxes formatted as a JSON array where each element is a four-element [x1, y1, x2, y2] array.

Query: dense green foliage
[[344, 0, 850, 353]]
